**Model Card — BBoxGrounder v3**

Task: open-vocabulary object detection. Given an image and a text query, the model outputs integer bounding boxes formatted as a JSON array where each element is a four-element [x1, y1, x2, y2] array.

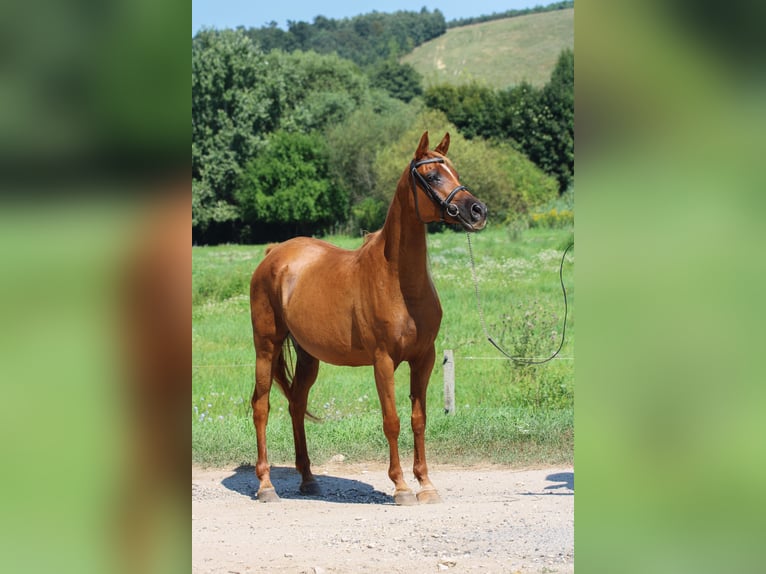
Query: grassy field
[[403, 9, 574, 89], [193, 223, 574, 468]]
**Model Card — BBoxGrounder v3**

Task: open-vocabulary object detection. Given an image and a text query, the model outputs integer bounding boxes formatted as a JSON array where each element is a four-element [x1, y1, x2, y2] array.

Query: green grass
[[192, 224, 574, 467], [403, 9, 574, 89]]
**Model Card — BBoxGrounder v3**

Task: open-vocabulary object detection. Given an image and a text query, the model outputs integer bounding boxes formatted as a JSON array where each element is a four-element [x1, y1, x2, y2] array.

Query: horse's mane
[[362, 230, 380, 245]]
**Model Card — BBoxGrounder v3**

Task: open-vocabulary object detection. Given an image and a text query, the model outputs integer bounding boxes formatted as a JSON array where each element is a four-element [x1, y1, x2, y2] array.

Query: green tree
[[192, 29, 273, 240], [368, 60, 423, 103], [426, 82, 518, 141], [538, 48, 574, 191], [499, 81, 545, 170], [244, 21, 297, 52], [236, 131, 349, 240], [500, 52, 574, 192], [192, 30, 374, 242], [273, 50, 370, 132], [247, 9, 446, 68], [424, 50, 574, 193], [192, 179, 239, 243]]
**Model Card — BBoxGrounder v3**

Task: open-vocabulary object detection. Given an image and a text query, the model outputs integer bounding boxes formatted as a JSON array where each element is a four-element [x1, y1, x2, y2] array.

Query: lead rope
[[466, 232, 574, 365]]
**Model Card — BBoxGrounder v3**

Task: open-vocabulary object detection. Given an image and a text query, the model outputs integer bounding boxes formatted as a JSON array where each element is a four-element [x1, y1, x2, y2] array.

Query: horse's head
[[409, 131, 488, 231]]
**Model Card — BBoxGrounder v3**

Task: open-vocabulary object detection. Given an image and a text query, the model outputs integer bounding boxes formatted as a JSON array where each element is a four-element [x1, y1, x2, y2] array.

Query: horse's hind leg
[[251, 339, 282, 502], [288, 340, 321, 496]]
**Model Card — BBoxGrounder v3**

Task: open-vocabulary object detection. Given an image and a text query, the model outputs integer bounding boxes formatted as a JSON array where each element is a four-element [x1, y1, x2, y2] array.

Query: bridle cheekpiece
[[409, 157, 469, 225]]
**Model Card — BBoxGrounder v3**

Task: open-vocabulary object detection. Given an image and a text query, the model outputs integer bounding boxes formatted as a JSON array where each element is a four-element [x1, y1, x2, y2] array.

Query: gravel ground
[[192, 462, 574, 573]]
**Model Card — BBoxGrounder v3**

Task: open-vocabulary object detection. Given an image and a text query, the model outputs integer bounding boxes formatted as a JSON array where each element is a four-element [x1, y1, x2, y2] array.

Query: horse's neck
[[379, 184, 430, 289]]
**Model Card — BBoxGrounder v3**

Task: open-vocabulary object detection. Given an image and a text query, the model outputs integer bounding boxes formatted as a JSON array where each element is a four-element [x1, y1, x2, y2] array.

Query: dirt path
[[192, 462, 573, 573]]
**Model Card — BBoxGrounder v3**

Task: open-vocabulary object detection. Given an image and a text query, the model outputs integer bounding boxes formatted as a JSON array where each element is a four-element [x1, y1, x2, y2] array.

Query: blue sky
[[192, 1, 540, 34]]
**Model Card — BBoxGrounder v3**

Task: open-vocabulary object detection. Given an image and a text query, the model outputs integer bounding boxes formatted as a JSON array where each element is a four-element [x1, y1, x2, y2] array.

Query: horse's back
[[264, 236, 350, 261], [252, 236, 359, 306], [254, 237, 354, 286]]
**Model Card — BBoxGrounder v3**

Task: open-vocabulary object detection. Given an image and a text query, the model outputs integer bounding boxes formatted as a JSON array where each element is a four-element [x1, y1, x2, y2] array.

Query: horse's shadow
[[544, 471, 574, 492], [222, 465, 393, 505], [517, 471, 574, 496]]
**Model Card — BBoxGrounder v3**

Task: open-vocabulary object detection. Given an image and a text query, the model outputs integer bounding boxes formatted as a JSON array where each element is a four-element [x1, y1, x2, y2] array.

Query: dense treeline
[[244, 8, 446, 67], [424, 49, 574, 192], [447, 1, 574, 29], [192, 14, 573, 245]]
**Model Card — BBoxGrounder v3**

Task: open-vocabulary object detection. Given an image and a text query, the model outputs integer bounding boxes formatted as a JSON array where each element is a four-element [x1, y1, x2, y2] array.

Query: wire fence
[[192, 356, 574, 369]]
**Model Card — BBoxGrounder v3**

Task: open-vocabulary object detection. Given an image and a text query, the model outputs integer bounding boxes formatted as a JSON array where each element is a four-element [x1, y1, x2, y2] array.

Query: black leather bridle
[[409, 157, 469, 225]]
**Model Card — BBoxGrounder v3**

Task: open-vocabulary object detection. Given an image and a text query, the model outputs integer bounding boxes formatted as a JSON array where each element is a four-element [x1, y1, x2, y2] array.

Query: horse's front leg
[[409, 346, 442, 503], [373, 353, 417, 506]]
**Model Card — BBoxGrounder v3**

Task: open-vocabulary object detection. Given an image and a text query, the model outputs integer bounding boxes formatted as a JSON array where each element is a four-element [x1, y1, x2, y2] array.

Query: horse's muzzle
[[451, 200, 487, 231], [470, 202, 487, 224]]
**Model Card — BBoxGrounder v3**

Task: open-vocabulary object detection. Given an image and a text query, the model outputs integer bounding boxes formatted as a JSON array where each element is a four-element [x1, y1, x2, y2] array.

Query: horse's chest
[[384, 294, 441, 348]]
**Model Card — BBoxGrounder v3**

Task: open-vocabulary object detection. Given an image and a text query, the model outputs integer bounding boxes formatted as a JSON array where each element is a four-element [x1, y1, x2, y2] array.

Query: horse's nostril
[[470, 202, 486, 221]]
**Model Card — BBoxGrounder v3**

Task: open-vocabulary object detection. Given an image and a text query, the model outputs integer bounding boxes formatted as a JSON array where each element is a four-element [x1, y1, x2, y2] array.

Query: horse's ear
[[415, 131, 429, 158], [435, 132, 450, 155]]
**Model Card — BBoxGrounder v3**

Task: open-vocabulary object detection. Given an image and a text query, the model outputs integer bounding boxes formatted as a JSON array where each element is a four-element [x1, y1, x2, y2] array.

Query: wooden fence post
[[443, 349, 455, 415]]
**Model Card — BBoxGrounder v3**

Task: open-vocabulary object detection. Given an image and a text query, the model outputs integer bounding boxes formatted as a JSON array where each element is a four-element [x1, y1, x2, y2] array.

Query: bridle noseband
[[409, 157, 469, 224]]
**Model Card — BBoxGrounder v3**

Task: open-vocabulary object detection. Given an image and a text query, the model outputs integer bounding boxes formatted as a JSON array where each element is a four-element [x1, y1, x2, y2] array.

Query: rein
[[409, 157, 469, 225], [466, 233, 574, 365], [410, 155, 572, 364]]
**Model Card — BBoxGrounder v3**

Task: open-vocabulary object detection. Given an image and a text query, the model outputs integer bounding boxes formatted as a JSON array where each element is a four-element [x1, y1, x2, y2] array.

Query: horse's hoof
[[417, 488, 442, 504], [300, 480, 321, 496], [257, 487, 281, 503], [393, 490, 418, 506]]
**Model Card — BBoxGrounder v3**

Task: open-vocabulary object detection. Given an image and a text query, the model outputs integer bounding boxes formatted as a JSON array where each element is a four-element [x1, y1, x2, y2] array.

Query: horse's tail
[[272, 337, 319, 422]]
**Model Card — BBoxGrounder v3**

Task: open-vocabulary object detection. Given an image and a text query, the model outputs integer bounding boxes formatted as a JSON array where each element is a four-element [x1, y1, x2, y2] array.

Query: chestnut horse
[[249, 132, 487, 505]]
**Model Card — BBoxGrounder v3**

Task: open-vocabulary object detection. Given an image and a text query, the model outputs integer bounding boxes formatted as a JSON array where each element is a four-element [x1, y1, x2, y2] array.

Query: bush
[[529, 208, 574, 229], [495, 141, 559, 212], [351, 197, 389, 233], [528, 187, 574, 228], [235, 130, 349, 239], [515, 369, 573, 410], [373, 109, 558, 224], [326, 97, 419, 234], [497, 300, 573, 410]]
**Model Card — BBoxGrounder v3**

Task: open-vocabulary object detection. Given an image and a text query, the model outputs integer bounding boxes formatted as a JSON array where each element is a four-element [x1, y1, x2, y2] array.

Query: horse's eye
[[426, 172, 440, 183]]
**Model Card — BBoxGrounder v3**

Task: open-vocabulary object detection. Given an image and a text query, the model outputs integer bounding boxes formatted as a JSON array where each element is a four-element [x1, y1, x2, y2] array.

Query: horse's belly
[[283, 299, 372, 367], [287, 324, 372, 367]]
